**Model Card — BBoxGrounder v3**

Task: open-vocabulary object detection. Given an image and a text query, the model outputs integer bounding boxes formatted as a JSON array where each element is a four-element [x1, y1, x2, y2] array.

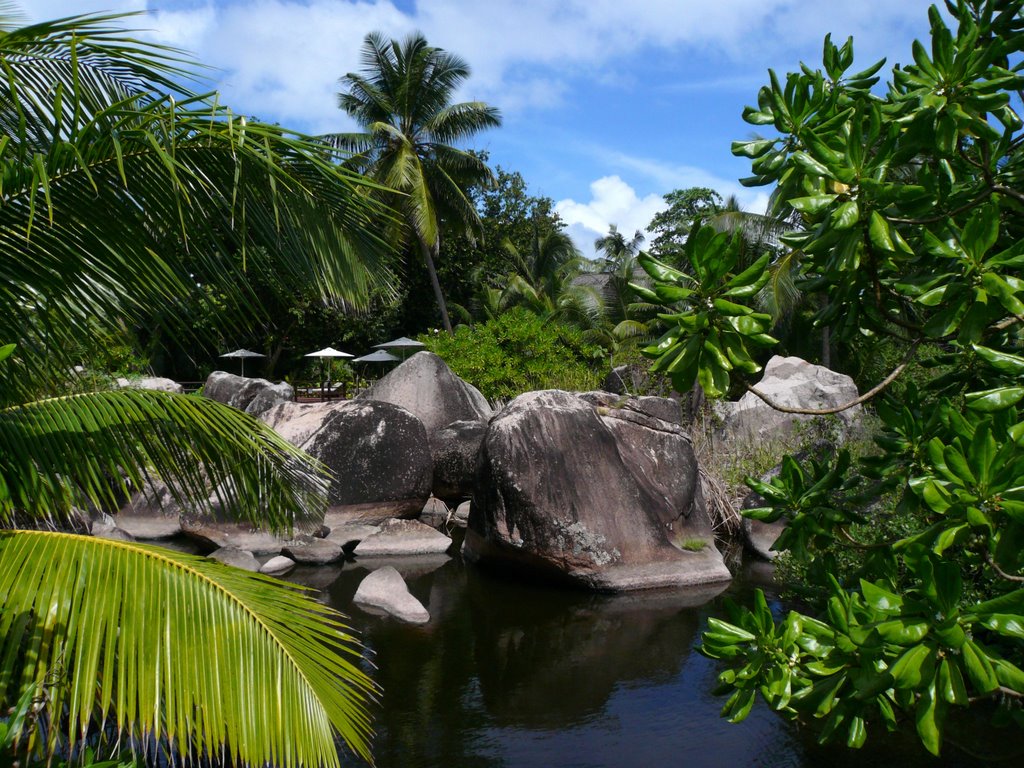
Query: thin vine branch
[[744, 339, 921, 415], [985, 551, 1024, 583]]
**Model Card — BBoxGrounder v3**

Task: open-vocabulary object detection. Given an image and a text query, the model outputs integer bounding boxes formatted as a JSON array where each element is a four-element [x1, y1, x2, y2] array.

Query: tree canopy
[[635, 0, 1024, 755]]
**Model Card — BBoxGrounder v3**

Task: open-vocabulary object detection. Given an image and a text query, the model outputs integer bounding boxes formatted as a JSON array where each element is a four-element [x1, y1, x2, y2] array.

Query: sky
[[25, 0, 938, 255]]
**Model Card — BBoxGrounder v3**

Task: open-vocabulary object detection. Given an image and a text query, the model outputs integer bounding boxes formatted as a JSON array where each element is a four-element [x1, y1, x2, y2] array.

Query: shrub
[[421, 309, 603, 401]]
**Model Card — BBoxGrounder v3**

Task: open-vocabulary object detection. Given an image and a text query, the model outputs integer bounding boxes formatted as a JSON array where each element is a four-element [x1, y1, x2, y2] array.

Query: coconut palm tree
[[499, 226, 584, 315], [333, 32, 502, 333], [0, 12, 387, 766]]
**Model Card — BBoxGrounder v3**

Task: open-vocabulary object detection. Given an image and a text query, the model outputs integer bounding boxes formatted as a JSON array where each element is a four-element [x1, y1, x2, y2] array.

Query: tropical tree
[[499, 227, 585, 315], [639, 1, 1024, 755], [646, 187, 724, 262], [0, 12, 388, 766], [334, 32, 502, 333]]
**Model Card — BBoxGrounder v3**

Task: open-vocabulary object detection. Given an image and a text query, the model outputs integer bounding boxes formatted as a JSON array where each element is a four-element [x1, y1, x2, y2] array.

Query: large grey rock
[[431, 419, 487, 502], [208, 547, 260, 572], [716, 356, 861, 444], [302, 400, 433, 524], [353, 566, 430, 624], [115, 478, 183, 539], [358, 351, 491, 443], [466, 390, 730, 592], [353, 518, 453, 557], [116, 376, 184, 394], [204, 371, 294, 417], [260, 401, 344, 447]]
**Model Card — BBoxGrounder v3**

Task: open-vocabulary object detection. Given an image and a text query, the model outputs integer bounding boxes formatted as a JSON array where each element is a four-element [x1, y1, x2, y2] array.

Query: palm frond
[[0, 387, 328, 529], [0, 530, 377, 766]]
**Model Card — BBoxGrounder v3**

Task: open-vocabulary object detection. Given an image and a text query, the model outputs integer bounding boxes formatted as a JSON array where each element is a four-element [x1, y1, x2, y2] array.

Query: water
[[281, 549, 1014, 768]]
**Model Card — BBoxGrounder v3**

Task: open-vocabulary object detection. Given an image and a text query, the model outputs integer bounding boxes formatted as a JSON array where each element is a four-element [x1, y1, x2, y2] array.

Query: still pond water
[[283, 548, 1012, 768]]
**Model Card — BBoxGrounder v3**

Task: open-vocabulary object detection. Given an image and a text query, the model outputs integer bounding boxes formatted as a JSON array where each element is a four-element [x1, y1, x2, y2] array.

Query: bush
[[420, 309, 603, 401]]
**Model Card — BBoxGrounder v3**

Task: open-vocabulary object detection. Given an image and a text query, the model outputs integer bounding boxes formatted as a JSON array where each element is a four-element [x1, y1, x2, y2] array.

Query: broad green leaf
[[889, 644, 933, 688], [962, 640, 998, 693], [965, 387, 1024, 412], [972, 344, 1024, 375]]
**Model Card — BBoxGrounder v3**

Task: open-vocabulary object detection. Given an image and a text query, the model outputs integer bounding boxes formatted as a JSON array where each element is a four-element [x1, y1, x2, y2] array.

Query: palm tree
[[499, 226, 584, 315], [0, 12, 385, 766], [334, 32, 502, 333]]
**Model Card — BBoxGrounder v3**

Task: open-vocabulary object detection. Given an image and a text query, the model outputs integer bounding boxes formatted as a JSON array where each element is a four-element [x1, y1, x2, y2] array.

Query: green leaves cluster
[[705, 561, 1024, 754], [631, 225, 775, 396], [689, 0, 1024, 757], [420, 307, 603, 401]]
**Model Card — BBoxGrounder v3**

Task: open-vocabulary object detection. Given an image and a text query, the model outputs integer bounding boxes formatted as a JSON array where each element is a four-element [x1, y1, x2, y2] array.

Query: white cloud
[[29, 0, 934, 132], [555, 175, 666, 256]]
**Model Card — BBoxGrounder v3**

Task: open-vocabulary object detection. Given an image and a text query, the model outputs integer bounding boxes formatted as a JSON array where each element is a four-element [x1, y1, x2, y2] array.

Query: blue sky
[[28, 0, 937, 254]]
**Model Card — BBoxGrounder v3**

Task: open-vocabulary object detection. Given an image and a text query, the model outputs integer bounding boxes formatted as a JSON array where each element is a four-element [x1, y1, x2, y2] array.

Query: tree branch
[[985, 551, 1024, 583], [743, 340, 921, 415]]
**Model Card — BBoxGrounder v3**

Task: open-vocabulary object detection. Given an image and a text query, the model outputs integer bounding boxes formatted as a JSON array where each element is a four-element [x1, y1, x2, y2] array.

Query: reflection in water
[[302, 553, 1002, 768]]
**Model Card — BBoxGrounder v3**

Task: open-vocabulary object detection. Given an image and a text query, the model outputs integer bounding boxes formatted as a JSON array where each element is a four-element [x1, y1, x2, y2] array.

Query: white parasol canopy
[[304, 346, 354, 398], [219, 348, 265, 377]]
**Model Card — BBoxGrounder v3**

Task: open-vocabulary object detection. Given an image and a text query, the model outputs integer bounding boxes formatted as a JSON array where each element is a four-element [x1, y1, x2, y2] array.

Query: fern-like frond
[[0, 531, 376, 766]]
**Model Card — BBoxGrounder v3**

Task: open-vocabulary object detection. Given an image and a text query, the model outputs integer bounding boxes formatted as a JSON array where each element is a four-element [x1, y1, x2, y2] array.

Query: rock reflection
[[467, 576, 728, 728]]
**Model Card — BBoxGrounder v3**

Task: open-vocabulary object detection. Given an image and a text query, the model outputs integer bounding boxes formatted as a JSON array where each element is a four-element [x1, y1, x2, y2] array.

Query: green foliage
[[673, 1, 1024, 755], [633, 225, 776, 397], [646, 187, 724, 261], [420, 308, 603, 401], [0, 11, 381, 766]]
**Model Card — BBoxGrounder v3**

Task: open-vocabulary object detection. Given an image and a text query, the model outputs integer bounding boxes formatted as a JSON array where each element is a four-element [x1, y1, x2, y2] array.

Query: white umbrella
[[219, 348, 265, 378], [304, 346, 354, 399], [372, 336, 425, 360]]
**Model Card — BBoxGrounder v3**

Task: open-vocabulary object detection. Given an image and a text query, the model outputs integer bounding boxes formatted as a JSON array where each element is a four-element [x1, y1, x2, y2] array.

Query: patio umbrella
[[372, 336, 425, 360], [352, 350, 400, 364], [304, 346, 354, 399], [219, 348, 265, 378]]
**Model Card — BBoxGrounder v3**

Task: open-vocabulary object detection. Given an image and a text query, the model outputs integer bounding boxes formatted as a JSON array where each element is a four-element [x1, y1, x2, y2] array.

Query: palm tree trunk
[[418, 234, 453, 333]]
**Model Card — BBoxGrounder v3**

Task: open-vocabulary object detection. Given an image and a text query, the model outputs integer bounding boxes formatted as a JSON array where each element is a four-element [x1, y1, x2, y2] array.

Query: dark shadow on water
[[276, 548, 1014, 768]]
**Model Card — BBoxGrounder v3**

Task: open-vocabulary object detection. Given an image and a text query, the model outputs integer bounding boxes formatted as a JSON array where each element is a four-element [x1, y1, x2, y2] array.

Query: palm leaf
[[0, 530, 376, 767], [0, 387, 328, 530]]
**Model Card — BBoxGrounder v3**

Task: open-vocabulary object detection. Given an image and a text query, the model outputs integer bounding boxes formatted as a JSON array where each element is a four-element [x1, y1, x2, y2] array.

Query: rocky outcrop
[[115, 478, 183, 539], [116, 376, 184, 394], [431, 419, 487, 502], [716, 356, 861, 444], [302, 400, 433, 524], [465, 390, 730, 592], [204, 371, 294, 417], [358, 352, 491, 444], [260, 400, 344, 447], [353, 566, 430, 624], [353, 518, 453, 557]]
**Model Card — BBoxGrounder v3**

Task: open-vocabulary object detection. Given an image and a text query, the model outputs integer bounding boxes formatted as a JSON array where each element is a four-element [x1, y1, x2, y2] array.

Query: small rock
[[260, 556, 296, 576], [453, 501, 471, 527], [419, 496, 451, 531], [354, 518, 452, 557], [208, 547, 260, 572], [353, 566, 429, 624], [282, 539, 345, 565]]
